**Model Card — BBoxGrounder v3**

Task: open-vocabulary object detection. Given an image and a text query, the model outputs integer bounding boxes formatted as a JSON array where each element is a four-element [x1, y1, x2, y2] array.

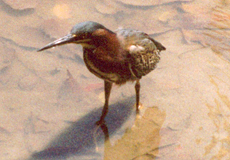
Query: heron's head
[[38, 21, 113, 51]]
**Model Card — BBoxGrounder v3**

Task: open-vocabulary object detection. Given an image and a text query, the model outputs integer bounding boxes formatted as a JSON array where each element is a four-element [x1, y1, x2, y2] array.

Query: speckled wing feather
[[116, 29, 166, 78]]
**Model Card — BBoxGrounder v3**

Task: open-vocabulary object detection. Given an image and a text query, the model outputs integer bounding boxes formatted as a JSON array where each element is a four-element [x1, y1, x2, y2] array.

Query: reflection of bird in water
[[93, 123, 111, 153], [38, 21, 166, 124]]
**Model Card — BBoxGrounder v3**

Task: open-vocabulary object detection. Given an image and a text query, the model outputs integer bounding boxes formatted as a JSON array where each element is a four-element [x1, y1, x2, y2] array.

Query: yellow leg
[[97, 80, 112, 124], [135, 80, 140, 112]]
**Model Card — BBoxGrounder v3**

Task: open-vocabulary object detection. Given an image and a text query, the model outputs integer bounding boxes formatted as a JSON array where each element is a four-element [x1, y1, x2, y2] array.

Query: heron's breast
[[83, 52, 119, 83]]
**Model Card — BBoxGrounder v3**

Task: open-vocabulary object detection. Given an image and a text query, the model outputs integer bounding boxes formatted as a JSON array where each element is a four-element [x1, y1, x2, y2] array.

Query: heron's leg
[[135, 80, 140, 112], [97, 80, 112, 124]]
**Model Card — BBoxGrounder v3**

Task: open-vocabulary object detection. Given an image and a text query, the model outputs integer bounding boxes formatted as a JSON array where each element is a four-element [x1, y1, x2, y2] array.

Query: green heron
[[38, 21, 166, 124]]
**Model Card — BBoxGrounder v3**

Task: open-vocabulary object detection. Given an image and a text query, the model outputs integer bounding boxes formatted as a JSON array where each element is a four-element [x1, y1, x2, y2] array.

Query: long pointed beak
[[37, 34, 76, 52]]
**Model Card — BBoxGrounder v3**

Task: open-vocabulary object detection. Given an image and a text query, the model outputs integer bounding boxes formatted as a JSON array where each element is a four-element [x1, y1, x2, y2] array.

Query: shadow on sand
[[29, 96, 136, 160]]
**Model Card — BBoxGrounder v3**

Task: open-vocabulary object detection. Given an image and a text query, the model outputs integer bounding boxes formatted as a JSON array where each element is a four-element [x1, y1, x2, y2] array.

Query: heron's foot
[[136, 102, 143, 112], [96, 118, 106, 125]]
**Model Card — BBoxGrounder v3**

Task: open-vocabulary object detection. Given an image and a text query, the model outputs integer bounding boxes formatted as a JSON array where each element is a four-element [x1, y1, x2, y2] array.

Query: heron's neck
[[82, 31, 120, 50]]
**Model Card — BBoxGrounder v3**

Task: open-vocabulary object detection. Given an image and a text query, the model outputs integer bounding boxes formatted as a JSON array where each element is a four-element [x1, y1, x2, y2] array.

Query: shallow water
[[0, 0, 230, 159]]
